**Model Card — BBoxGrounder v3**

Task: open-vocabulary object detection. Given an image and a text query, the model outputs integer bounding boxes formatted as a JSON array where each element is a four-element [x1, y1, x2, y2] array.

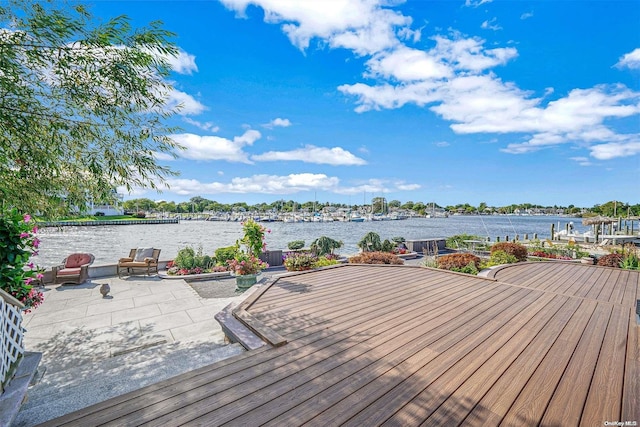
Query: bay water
[[35, 215, 593, 268]]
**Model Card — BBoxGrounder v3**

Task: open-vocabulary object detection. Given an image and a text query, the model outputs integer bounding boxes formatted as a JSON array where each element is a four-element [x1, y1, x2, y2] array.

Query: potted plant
[[227, 252, 268, 290], [228, 219, 270, 290]]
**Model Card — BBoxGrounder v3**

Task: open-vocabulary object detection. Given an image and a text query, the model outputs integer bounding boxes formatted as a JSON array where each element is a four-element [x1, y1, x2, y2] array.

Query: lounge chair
[[52, 253, 95, 285], [117, 248, 161, 278]]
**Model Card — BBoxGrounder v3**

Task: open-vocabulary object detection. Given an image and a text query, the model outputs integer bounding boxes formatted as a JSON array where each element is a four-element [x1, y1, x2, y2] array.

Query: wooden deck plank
[[539, 262, 582, 292], [579, 305, 629, 426], [332, 288, 538, 427], [500, 300, 606, 426], [539, 302, 613, 426], [379, 292, 561, 427], [596, 268, 625, 304], [461, 296, 587, 425], [562, 265, 601, 300], [210, 286, 530, 426], [583, 268, 615, 301], [260, 273, 480, 336], [620, 268, 640, 308], [420, 294, 572, 427], [81, 277, 506, 426], [304, 288, 537, 427], [545, 262, 595, 294], [145, 282, 521, 426], [608, 269, 632, 305], [622, 305, 640, 422]]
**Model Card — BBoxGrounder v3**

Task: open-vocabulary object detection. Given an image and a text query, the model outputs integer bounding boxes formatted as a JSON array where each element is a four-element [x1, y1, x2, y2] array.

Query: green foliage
[[0, 1, 181, 217], [310, 236, 343, 256], [240, 219, 267, 256], [358, 232, 382, 252], [392, 236, 405, 244], [0, 208, 43, 311], [283, 252, 317, 271], [482, 250, 519, 268], [174, 246, 195, 270], [490, 242, 528, 262], [287, 240, 305, 250], [450, 261, 479, 275], [348, 251, 404, 265], [619, 244, 639, 270], [446, 234, 485, 250], [214, 246, 240, 267], [381, 239, 396, 253], [314, 256, 341, 268]]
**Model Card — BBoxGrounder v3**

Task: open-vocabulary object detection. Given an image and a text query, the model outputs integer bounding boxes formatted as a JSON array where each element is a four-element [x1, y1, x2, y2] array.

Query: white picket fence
[[0, 296, 24, 393]]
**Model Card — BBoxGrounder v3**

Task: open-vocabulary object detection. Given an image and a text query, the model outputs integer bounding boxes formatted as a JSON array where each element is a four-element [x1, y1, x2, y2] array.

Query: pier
[[39, 218, 179, 227]]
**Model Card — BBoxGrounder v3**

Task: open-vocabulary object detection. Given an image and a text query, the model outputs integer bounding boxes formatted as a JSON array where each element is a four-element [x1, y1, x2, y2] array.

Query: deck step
[[0, 352, 42, 427], [12, 341, 244, 426]]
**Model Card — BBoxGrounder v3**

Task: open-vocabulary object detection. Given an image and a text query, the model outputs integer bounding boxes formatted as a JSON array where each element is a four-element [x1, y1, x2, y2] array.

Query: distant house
[[86, 190, 124, 215]]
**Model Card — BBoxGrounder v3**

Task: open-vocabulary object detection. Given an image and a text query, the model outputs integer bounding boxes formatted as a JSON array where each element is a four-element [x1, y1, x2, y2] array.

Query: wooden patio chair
[[51, 253, 95, 285], [117, 248, 161, 278]]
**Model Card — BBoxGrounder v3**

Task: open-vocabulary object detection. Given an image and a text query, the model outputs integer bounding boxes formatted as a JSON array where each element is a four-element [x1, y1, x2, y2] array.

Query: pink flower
[[267, 229, 271, 234], [23, 214, 31, 223], [37, 273, 44, 280], [25, 277, 33, 285], [27, 262, 34, 269], [33, 238, 40, 248], [20, 232, 29, 238], [32, 226, 38, 233]]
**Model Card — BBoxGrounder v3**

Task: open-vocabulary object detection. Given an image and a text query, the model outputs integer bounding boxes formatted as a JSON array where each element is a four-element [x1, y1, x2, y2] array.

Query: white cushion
[[134, 247, 154, 262]]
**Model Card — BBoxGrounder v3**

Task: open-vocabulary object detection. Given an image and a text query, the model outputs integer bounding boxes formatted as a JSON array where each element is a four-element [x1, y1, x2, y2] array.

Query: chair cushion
[[57, 267, 81, 276], [65, 254, 92, 268], [134, 248, 154, 262], [119, 261, 149, 267]]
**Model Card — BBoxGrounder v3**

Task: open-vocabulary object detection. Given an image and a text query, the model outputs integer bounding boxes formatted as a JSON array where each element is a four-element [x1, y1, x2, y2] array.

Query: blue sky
[[92, 0, 639, 207]]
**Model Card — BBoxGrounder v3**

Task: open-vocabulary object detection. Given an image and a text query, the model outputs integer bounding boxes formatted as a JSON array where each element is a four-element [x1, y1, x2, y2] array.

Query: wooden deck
[[41, 263, 639, 426]]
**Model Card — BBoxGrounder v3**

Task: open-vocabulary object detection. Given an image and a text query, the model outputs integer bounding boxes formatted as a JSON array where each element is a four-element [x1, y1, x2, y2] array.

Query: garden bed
[[158, 270, 231, 280]]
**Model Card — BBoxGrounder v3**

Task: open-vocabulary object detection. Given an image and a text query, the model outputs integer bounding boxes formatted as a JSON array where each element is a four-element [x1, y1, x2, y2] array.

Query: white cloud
[[481, 18, 502, 31], [570, 156, 592, 166], [165, 48, 198, 74], [183, 117, 219, 132], [165, 89, 207, 115], [251, 145, 367, 165], [435, 141, 450, 147], [589, 140, 640, 160], [219, 0, 414, 55], [520, 11, 534, 20], [615, 48, 640, 70], [143, 174, 421, 197], [465, 0, 493, 7], [170, 129, 261, 163], [263, 118, 292, 128], [365, 46, 451, 82]]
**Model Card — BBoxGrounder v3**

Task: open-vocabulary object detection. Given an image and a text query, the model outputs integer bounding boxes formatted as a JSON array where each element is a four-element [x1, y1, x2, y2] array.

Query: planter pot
[[235, 274, 258, 291], [581, 257, 595, 265]]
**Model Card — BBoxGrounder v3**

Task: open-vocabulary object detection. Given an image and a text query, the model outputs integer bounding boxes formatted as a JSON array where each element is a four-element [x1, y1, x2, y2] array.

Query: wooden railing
[[0, 289, 25, 394]]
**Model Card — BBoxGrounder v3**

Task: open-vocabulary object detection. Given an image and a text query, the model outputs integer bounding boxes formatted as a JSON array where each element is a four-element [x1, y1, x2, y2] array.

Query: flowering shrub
[[490, 242, 528, 262], [348, 251, 404, 265], [0, 209, 44, 312], [227, 253, 268, 275], [167, 245, 219, 276], [482, 250, 519, 268], [283, 252, 317, 271], [529, 251, 572, 260], [437, 253, 481, 271], [314, 256, 341, 268]]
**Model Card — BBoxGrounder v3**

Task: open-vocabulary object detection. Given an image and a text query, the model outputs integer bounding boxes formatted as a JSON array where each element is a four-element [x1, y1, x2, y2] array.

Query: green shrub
[[437, 253, 481, 271], [490, 242, 527, 262], [483, 250, 518, 268], [314, 256, 341, 268], [358, 232, 382, 252], [287, 240, 305, 250], [620, 244, 639, 270], [381, 239, 396, 253], [214, 245, 240, 267], [283, 251, 317, 271], [310, 236, 343, 256], [597, 253, 623, 268], [450, 261, 479, 275], [348, 251, 404, 265], [174, 246, 196, 270]]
